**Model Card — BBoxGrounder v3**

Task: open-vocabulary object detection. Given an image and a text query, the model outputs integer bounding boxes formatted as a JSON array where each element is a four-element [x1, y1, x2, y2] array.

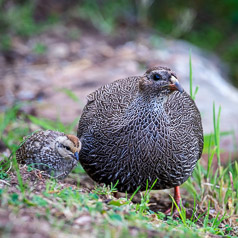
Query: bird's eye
[[153, 74, 161, 81], [64, 146, 71, 151]]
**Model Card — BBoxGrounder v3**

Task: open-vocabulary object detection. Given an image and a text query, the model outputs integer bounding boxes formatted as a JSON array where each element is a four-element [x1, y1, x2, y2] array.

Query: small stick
[[6, 162, 12, 174], [229, 171, 234, 190], [0, 179, 11, 186]]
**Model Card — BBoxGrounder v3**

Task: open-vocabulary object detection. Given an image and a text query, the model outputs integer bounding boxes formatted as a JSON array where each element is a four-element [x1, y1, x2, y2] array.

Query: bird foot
[[164, 203, 193, 219], [164, 203, 182, 218], [35, 170, 43, 180], [164, 186, 184, 218]]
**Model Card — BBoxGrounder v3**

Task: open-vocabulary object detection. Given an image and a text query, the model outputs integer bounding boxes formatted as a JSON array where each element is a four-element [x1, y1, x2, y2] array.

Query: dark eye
[[153, 74, 161, 81], [64, 146, 71, 151]]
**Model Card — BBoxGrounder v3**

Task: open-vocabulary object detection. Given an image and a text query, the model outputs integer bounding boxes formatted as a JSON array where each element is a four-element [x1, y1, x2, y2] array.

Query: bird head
[[139, 66, 183, 95], [55, 134, 81, 161]]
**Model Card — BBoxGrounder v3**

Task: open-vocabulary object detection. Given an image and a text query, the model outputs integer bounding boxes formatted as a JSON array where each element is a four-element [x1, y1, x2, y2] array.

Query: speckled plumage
[[16, 130, 81, 179], [77, 66, 203, 192]]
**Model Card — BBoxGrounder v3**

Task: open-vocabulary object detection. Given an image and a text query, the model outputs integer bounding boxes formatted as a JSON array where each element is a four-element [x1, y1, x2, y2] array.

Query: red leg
[[34, 170, 43, 180], [174, 186, 182, 205], [164, 186, 182, 216]]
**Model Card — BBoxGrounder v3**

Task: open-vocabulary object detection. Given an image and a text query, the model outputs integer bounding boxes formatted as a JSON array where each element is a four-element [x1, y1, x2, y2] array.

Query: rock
[[74, 215, 92, 226], [48, 43, 69, 58]]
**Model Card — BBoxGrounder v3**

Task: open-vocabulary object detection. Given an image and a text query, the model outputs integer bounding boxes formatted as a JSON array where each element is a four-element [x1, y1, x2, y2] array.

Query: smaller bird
[[16, 130, 81, 179]]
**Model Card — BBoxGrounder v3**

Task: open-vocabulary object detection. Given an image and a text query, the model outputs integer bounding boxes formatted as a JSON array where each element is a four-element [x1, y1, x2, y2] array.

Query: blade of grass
[[207, 148, 216, 180], [203, 200, 210, 227], [189, 50, 199, 100], [190, 194, 196, 222], [28, 115, 56, 131], [193, 86, 199, 100], [10, 153, 25, 195], [0, 104, 22, 138], [170, 195, 187, 226], [213, 103, 221, 169], [183, 177, 198, 200], [57, 88, 80, 102], [128, 185, 141, 202], [189, 49, 193, 98]]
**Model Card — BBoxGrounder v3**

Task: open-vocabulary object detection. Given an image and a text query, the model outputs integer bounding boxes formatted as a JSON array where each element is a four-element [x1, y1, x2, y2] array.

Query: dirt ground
[[1, 164, 237, 238]]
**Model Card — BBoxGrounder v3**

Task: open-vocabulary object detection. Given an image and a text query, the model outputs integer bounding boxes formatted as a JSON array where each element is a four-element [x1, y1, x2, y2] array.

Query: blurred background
[[0, 0, 238, 159]]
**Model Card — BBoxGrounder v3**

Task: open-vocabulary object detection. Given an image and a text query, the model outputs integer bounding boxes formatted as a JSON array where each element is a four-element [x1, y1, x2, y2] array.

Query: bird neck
[[122, 93, 170, 128], [137, 92, 169, 106], [125, 93, 168, 118]]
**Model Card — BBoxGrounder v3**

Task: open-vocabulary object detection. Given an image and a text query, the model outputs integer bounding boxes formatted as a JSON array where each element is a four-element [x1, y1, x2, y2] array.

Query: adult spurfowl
[[16, 130, 81, 179], [77, 66, 203, 213]]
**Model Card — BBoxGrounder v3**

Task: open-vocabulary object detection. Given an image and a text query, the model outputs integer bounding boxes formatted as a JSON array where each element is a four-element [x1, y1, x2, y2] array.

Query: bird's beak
[[74, 151, 79, 161], [170, 76, 184, 93]]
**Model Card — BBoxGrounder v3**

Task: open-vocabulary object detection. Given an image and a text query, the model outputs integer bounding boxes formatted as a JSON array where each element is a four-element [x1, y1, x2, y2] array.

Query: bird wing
[[77, 76, 140, 138]]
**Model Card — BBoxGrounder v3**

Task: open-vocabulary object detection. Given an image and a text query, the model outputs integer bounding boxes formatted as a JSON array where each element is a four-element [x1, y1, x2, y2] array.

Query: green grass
[[0, 72, 238, 237], [189, 50, 199, 101]]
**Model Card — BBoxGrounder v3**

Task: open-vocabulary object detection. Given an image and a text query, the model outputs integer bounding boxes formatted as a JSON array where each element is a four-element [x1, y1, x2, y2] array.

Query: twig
[[200, 194, 222, 214], [203, 182, 232, 191], [229, 171, 234, 190], [6, 161, 12, 174], [0, 179, 11, 186]]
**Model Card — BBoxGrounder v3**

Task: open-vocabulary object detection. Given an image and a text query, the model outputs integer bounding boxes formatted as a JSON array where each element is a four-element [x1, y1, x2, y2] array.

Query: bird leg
[[34, 169, 43, 180], [164, 186, 182, 216]]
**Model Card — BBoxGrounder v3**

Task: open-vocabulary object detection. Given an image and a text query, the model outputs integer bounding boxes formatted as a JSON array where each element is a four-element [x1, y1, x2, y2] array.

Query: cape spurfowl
[[77, 66, 203, 213]]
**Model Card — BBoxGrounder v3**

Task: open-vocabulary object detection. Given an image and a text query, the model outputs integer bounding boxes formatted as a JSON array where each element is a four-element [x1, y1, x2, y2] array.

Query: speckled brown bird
[[77, 66, 203, 212], [16, 130, 81, 179]]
